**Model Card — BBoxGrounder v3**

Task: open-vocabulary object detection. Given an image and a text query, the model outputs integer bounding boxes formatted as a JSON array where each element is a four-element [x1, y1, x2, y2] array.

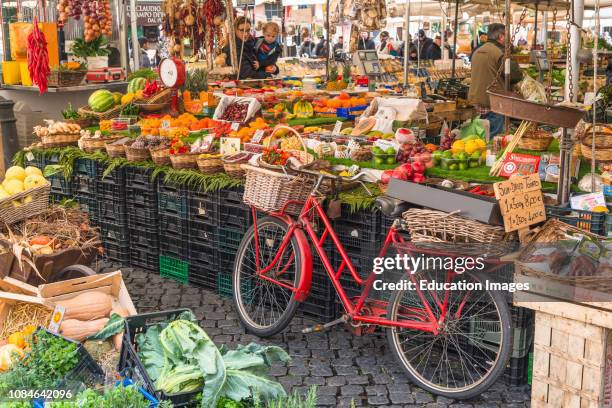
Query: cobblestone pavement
[[113, 265, 531, 408]]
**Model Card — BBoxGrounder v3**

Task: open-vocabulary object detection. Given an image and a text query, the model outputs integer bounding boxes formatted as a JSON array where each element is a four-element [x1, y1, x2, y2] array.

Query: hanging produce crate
[[545, 205, 607, 236]]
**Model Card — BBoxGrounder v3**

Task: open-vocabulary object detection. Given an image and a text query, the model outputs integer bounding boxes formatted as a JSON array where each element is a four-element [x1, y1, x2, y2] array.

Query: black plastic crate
[[126, 166, 156, 190], [130, 243, 160, 271], [189, 255, 217, 291], [43, 153, 60, 165], [73, 158, 98, 178], [159, 214, 190, 237], [126, 187, 158, 208], [158, 182, 189, 218], [48, 174, 73, 196], [102, 241, 130, 263], [75, 193, 99, 225], [545, 205, 607, 236], [337, 206, 381, 234], [25, 153, 45, 170], [218, 186, 245, 205], [504, 354, 531, 386], [300, 258, 337, 322], [160, 239, 189, 261], [190, 189, 219, 226], [119, 309, 200, 407], [129, 226, 159, 249], [100, 221, 130, 244], [97, 180, 126, 200], [127, 204, 159, 227], [189, 242, 217, 266], [218, 227, 246, 252], [72, 174, 96, 195], [99, 200, 128, 224], [97, 162, 125, 185], [218, 246, 237, 275], [128, 213, 159, 232], [190, 221, 218, 247], [218, 201, 251, 231]]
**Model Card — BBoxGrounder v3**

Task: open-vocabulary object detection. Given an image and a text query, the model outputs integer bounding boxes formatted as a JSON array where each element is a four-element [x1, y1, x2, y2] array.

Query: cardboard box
[[387, 178, 504, 225], [0, 271, 137, 334]]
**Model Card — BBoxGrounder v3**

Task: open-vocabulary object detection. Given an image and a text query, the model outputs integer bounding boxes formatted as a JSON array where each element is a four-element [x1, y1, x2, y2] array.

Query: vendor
[[223, 17, 272, 80], [358, 32, 376, 50], [468, 23, 522, 137]]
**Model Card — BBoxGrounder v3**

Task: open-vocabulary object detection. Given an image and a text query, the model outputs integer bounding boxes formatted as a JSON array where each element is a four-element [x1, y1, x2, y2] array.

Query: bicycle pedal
[[301, 315, 348, 334]]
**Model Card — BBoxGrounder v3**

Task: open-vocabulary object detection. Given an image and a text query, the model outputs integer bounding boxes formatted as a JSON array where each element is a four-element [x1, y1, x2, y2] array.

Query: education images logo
[[371, 254, 530, 293]]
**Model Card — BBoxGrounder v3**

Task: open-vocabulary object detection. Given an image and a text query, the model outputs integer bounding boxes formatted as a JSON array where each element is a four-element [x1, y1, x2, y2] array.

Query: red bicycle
[[232, 170, 512, 399]]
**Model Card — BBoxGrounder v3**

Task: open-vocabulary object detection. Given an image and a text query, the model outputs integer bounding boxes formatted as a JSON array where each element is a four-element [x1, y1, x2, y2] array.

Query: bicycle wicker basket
[[242, 164, 315, 215], [0, 183, 50, 225]]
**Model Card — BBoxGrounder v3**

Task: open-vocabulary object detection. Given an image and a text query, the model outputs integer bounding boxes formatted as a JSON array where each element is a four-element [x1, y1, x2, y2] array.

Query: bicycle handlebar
[[292, 165, 369, 183]]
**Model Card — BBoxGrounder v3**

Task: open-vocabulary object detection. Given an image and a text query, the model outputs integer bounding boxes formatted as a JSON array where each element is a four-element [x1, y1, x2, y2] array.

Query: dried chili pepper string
[[27, 18, 50, 94]]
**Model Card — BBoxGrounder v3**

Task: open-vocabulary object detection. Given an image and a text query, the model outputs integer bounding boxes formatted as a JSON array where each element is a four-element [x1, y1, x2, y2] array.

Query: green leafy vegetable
[[88, 313, 125, 341], [62, 103, 80, 120], [71, 36, 111, 58], [128, 68, 158, 81]]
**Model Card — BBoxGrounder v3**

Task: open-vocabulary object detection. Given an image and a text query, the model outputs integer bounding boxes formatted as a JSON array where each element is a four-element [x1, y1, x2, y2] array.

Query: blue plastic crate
[[336, 104, 368, 120]]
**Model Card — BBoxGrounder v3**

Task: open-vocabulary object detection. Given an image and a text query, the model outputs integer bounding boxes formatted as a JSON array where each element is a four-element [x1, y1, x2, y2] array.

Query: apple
[[391, 167, 410, 181], [412, 173, 426, 183], [381, 170, 393, 184], [399, 162, 413, 178], [395, 128, 416, 144], [411, 161, 426, 174]]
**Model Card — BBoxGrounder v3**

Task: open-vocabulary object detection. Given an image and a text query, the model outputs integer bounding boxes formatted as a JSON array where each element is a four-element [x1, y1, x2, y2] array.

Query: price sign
[[25, 151, 35, 162], [161, 120, 171, 129], [332, 121, 343, 135], [220, 137, 241, 155], [231, 122, 240, 131], [493, 174, 546, 234], [47, 305, 66, 334], [252, 129, 265, 143]]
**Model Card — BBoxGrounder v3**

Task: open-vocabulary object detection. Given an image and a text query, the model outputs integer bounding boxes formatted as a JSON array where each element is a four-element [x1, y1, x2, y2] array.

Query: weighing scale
[[159, 58, 186, 116], [530, 50, 549, 84]]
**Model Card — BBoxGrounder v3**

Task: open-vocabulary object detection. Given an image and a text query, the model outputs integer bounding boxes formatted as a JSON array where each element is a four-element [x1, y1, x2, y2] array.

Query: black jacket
[[299, 40, 316, 57], [254, 37, 281, 75], [427, 43, 442, 60], [358, 38, 376, 50], [223, 36, 271, 80], [315, 40, 328, 57]]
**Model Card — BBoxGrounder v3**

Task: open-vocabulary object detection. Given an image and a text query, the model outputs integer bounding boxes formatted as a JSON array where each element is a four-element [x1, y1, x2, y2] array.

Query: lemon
[[4, 166, 26, 182], [464, 140, 480, 155], [476, 139, 486, 149], [23, 174, 48, 190], [592, 206, 609, 213], [0, 186, 9, 200], [451, 140, 465, 155], [4, 179, 24, 196], [25, 166, 43, 177]]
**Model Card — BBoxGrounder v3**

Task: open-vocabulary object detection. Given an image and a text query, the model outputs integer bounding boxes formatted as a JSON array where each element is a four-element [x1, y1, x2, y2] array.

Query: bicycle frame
[[249, 187, 507, 335]]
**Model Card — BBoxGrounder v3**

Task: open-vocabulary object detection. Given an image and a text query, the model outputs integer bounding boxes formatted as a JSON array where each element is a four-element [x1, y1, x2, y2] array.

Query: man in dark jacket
[[358, 32, 376, 50], [428, 35, 442, 60], [315, 36, 328, 57], [415, 29, 434, 60], [468, 23, 522, 136]]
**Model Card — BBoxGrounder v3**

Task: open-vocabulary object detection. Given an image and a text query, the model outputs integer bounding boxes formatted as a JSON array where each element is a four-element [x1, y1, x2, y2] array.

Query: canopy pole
[[451, 0, 459, 77], [118, 0, 128, 72], [129, 0, 139, 70], [325, 0, 330, 79], [403, 1, 411, 87], [565, 0, 583, 102], [591, 0, 600, 191], [533, 3, 538, 48]]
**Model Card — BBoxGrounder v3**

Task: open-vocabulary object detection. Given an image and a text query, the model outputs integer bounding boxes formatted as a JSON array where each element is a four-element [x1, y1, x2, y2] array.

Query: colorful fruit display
[[292, 101, 314, 118]]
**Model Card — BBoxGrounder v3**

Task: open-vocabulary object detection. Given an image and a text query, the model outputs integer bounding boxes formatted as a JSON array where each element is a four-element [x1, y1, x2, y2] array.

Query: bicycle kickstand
[[302, 315, 349, 334]]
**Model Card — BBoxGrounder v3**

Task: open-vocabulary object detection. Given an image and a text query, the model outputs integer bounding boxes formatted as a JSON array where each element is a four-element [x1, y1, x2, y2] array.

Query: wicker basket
[[517, 136, 553, 151], [78, 104, 121, 121], [105, 140, 127, 158], [223, 154, 252, 178], [150, 147, 171, 165], [66, 117, 95, 129], [197, 155, 224, 174], [516, 219, 610, 292], [47, 70, 86, 87], [402, 208, 513, 244], [581, 144, 612, 162], [142, 88, 172, 104], [242, 164, 315, 215], [80, 136, 121, 153], [0, 184, 50, 225], [170, 152, 199, 169], [266, 125, 314, 168], [579, 123, 612, 148], [125, 141, 152, 162], [41, 133, 81, 148]]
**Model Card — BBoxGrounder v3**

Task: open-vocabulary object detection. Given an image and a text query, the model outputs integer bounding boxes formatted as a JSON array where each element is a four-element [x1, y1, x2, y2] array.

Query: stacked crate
[[216, 186, 251, 298], [96, 163, 129, 264], [188, 188, 219, 290], [126, 167, 159, 272], [72, 158, 98, 226], [45, 154, 73, 203], [157, 179, 190, 283]]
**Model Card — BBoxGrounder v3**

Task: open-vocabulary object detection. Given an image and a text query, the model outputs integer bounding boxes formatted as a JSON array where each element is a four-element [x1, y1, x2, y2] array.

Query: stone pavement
[[111, 265, 531, 408]]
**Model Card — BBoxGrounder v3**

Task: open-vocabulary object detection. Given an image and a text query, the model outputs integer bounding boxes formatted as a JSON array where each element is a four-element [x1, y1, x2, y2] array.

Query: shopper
[[254, 22, 282, 75], [315, 35, 328, 57], [470, 31, 488, 60], [428, 35, 442, 60], [415, 29, 434, 60], [377, 31, 392, 55], [468, 23, 522, 137], [223, 17, 271, 79], [333, 36, 344, 60], [357, 32, 376, 50], [138, 38, 153, 68], [299, 34, 317, 57], [402, 34, 418, 60]]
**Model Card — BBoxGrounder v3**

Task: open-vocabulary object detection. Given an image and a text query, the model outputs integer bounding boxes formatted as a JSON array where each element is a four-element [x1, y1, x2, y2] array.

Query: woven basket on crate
[[265, 125, 314, 168], [223, 153, 252, 179], [581, 144, 612, 162], [141, 88, 172, 104], [105, 140, 127, 158], [197, 155, 224, 174], [78, 104, 121, 121], [80, 136, 121, 153], [516, 219, 610, 292], [242, 164, 315, 215], [47, 70, 86, 87], [150, 147, 171, 165], [0, 184, 50, 225], [517, 128, 554, 151], [125, 142, 152, 162], [170, 152, 199, 169], [41, 133, 81, 148]]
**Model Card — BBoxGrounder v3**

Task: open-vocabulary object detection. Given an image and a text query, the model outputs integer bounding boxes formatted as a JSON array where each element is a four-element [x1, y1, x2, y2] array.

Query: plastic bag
[[519, 75, 548, 104], [459, 117, 486, 140]]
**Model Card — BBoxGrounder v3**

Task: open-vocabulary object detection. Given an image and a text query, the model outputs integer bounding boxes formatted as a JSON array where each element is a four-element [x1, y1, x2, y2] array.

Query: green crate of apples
[[372, 146, 397, 165], [432, 138, 486, 171]]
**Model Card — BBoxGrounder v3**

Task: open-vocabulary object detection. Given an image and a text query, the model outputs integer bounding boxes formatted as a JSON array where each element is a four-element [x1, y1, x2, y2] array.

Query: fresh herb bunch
[[62, 103, 80, 120], [128, 68, 158, 81], [0, 330, 79, 395], [120, 103, 139, 116], [45, 385, 152, 408], [342, 64, 351, 83], [71, 36, 111, 58]]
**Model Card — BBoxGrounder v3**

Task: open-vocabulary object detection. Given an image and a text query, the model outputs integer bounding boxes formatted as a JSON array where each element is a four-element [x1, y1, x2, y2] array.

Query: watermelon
[[88, 90, 115, 112], [127, 77, 147, 94]]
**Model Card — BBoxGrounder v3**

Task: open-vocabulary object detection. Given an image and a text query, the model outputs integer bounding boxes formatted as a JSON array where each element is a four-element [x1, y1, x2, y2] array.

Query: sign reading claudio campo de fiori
[[127, 1, 164, 26]]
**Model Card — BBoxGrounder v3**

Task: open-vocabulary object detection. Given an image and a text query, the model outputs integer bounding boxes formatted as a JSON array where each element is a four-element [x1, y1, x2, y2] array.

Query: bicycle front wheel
[[233, 216, 303, 337], [386, 270, 512, 399]]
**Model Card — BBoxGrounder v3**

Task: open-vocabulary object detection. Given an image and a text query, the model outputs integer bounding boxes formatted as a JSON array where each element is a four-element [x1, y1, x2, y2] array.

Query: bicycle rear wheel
[[233, 216, 303, 337], [386, 270, 512, 399]]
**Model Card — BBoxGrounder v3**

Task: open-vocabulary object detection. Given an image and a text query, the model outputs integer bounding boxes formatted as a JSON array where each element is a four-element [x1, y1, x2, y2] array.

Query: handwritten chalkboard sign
[[493, 174, 546, 233]]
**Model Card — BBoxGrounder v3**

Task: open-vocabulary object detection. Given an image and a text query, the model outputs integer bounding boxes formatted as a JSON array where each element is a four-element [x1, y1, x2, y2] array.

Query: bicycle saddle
[[374, 196, 411, 218]]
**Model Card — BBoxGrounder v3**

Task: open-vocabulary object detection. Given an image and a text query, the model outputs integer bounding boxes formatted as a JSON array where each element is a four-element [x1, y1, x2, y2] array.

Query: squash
[[0, 344, 24, 371], [59, 318, 109, 342], [55, 291, 113, 321], [7, 332, 25, 349]]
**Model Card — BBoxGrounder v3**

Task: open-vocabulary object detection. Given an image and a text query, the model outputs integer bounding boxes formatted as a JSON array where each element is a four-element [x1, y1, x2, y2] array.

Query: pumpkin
[[7, 332, 25, 349], [55, 291, 112, 321], [59, 318, 109, 342], [0, 344, 24, 371], [29, 235, 52, 246]]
